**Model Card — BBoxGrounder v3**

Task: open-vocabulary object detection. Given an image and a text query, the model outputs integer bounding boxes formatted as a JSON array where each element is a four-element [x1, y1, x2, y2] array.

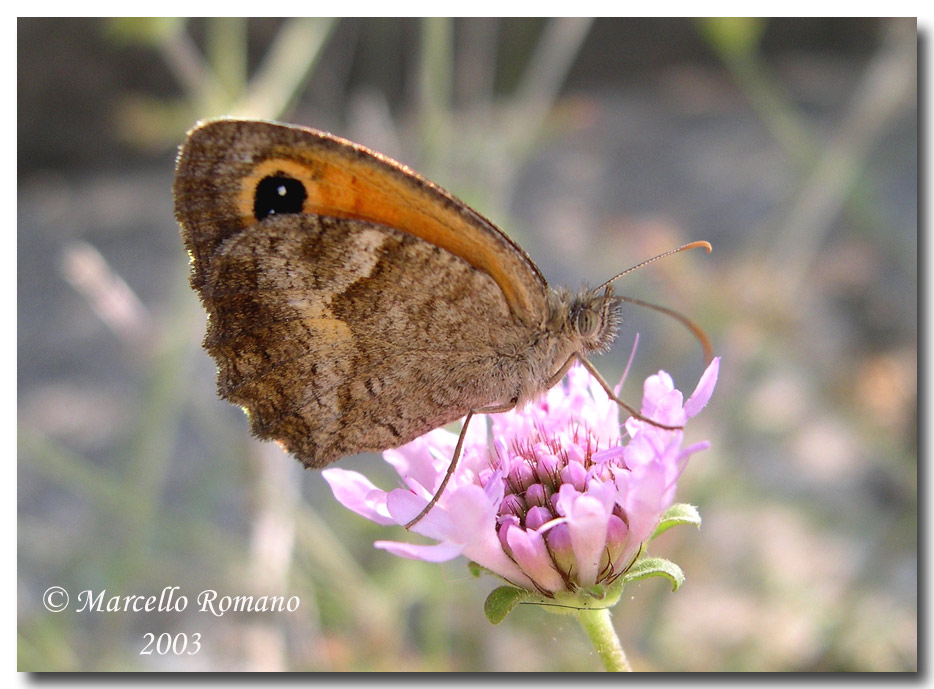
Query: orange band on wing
[[236, 153, 542, 324]]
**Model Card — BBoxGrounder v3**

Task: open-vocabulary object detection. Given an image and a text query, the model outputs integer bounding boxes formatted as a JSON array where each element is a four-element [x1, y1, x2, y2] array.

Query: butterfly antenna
[[596, 240, 713, 364], [595, 240, 712, 293], [620, 295, 714, 364]]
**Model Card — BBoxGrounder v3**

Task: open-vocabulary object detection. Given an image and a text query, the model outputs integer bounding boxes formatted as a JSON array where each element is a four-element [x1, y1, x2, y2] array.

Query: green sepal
[[467, 561, 489, 578], [484, 586, 533, 624], [651, 503, 701, 540], [621, 556, 685, 591], [581, 583, 607, 599]]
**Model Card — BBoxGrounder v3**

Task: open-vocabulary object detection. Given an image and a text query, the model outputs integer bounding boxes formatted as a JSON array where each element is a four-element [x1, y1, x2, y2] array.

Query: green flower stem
[[575, 608, 631, 672]]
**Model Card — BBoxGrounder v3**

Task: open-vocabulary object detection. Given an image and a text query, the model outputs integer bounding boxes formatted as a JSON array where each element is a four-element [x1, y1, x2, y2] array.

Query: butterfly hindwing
[[199, 213, 528, 466]]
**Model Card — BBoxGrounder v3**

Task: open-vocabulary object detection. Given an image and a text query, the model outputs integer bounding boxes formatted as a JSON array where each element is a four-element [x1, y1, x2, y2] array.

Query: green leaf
[[622, 557, 685, 591], [484, 586, 530, 624], [652, 503, 702, 540]]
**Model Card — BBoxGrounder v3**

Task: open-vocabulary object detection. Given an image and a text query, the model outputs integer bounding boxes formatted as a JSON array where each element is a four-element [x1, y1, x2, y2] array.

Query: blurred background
[[17, 17, 917, 671]]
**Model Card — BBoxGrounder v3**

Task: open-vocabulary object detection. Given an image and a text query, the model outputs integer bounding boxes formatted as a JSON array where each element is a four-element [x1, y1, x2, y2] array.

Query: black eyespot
[[253, 175, 307, 220]]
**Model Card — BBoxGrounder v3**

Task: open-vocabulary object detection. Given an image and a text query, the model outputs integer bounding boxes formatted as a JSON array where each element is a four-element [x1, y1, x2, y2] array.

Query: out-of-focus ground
[[18, 18, 916, 671]]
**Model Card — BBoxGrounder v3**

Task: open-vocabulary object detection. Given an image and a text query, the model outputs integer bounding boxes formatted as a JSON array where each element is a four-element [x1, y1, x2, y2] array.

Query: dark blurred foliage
[[19, 17, 884, 175]]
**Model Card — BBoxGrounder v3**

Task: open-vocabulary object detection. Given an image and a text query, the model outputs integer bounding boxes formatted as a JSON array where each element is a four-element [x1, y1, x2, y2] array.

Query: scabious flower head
[[323, 358, 719, 598]]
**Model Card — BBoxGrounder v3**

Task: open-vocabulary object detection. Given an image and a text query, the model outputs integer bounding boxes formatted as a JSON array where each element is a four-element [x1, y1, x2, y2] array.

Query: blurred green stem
[[158, 21, 227, 113], [207, 18, 247, 99], [765, 20, 916, 293], [481, 18, 593, 217], [116, 278, 199, 581], [575, 608, 631, 672], [418, 18, 454, 175], [231, 18, 337, 119], [19, 430, 127, 512], [701, 18, 916, 296], [698, 18, 815, 165], [506, 17, 593, 151], [294, 507, 402, 654]]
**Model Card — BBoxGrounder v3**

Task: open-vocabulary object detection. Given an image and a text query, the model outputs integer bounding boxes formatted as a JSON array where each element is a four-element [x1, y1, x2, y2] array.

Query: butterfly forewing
[[174, 120, 554, 467]]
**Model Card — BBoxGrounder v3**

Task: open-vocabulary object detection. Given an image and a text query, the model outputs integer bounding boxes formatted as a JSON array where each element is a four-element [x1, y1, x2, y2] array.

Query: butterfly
[[174, 119, 710, 525]]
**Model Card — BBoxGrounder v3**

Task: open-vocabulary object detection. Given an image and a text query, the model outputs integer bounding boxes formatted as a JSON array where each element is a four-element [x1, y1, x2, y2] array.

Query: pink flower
[[323, 358, 719, 595]]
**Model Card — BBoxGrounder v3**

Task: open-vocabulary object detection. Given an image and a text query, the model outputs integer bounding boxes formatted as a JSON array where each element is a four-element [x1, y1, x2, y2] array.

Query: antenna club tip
[[682, 240, 712, 254]]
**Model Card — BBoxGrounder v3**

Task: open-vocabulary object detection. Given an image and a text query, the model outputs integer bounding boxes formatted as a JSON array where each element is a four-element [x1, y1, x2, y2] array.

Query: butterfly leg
[[404, 410, 475, 529], [404, 397, 520, 529], [543, 353, 579, 390], [572, 355, 684, 431]]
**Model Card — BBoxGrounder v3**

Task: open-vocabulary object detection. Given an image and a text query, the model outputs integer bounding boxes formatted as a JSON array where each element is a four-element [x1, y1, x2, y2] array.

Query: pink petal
[[504, 525, 565, 593], [374, 539, 465, 562], [556, 486, 610, 587], [386, 483, 500, 546], [584, 478, 619, 512], [383, 431, 452, 495], [462, 538, 538, 591], [460, 514, 540, 588], [614, 334, 639, 398], [321, 468, 395, 525], [643, 371, 675, 409], [614, 458, 672, 545], [384, 488, 455, 539], [592, 446, 626, 465], [684, 357, 720, 418], [443, 484, 501, 542], [570, 506, 611, 586], [680, 440, 711, 460], [383, 485, 534, 586]]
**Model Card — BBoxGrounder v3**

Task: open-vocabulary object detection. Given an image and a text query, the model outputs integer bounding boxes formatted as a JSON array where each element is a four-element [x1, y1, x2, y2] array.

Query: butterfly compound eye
[[575, 308, 600, 339], [253, 175, 307, 220]]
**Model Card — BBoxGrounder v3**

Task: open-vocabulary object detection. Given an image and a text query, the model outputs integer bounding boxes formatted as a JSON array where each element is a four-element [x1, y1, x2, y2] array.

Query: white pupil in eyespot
[[277, 185, 287, 196]]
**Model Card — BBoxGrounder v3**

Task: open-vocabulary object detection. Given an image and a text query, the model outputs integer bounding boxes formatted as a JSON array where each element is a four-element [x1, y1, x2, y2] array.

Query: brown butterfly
[[174, 119, 710, 525]]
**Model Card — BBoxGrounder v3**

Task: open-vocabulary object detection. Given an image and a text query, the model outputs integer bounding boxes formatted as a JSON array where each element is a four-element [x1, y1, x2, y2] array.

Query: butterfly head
[[548, 285, 621, 357]]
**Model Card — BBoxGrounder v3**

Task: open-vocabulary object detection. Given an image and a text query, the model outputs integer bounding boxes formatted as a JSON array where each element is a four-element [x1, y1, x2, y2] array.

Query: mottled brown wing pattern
[[199, 213, 528, 467]]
